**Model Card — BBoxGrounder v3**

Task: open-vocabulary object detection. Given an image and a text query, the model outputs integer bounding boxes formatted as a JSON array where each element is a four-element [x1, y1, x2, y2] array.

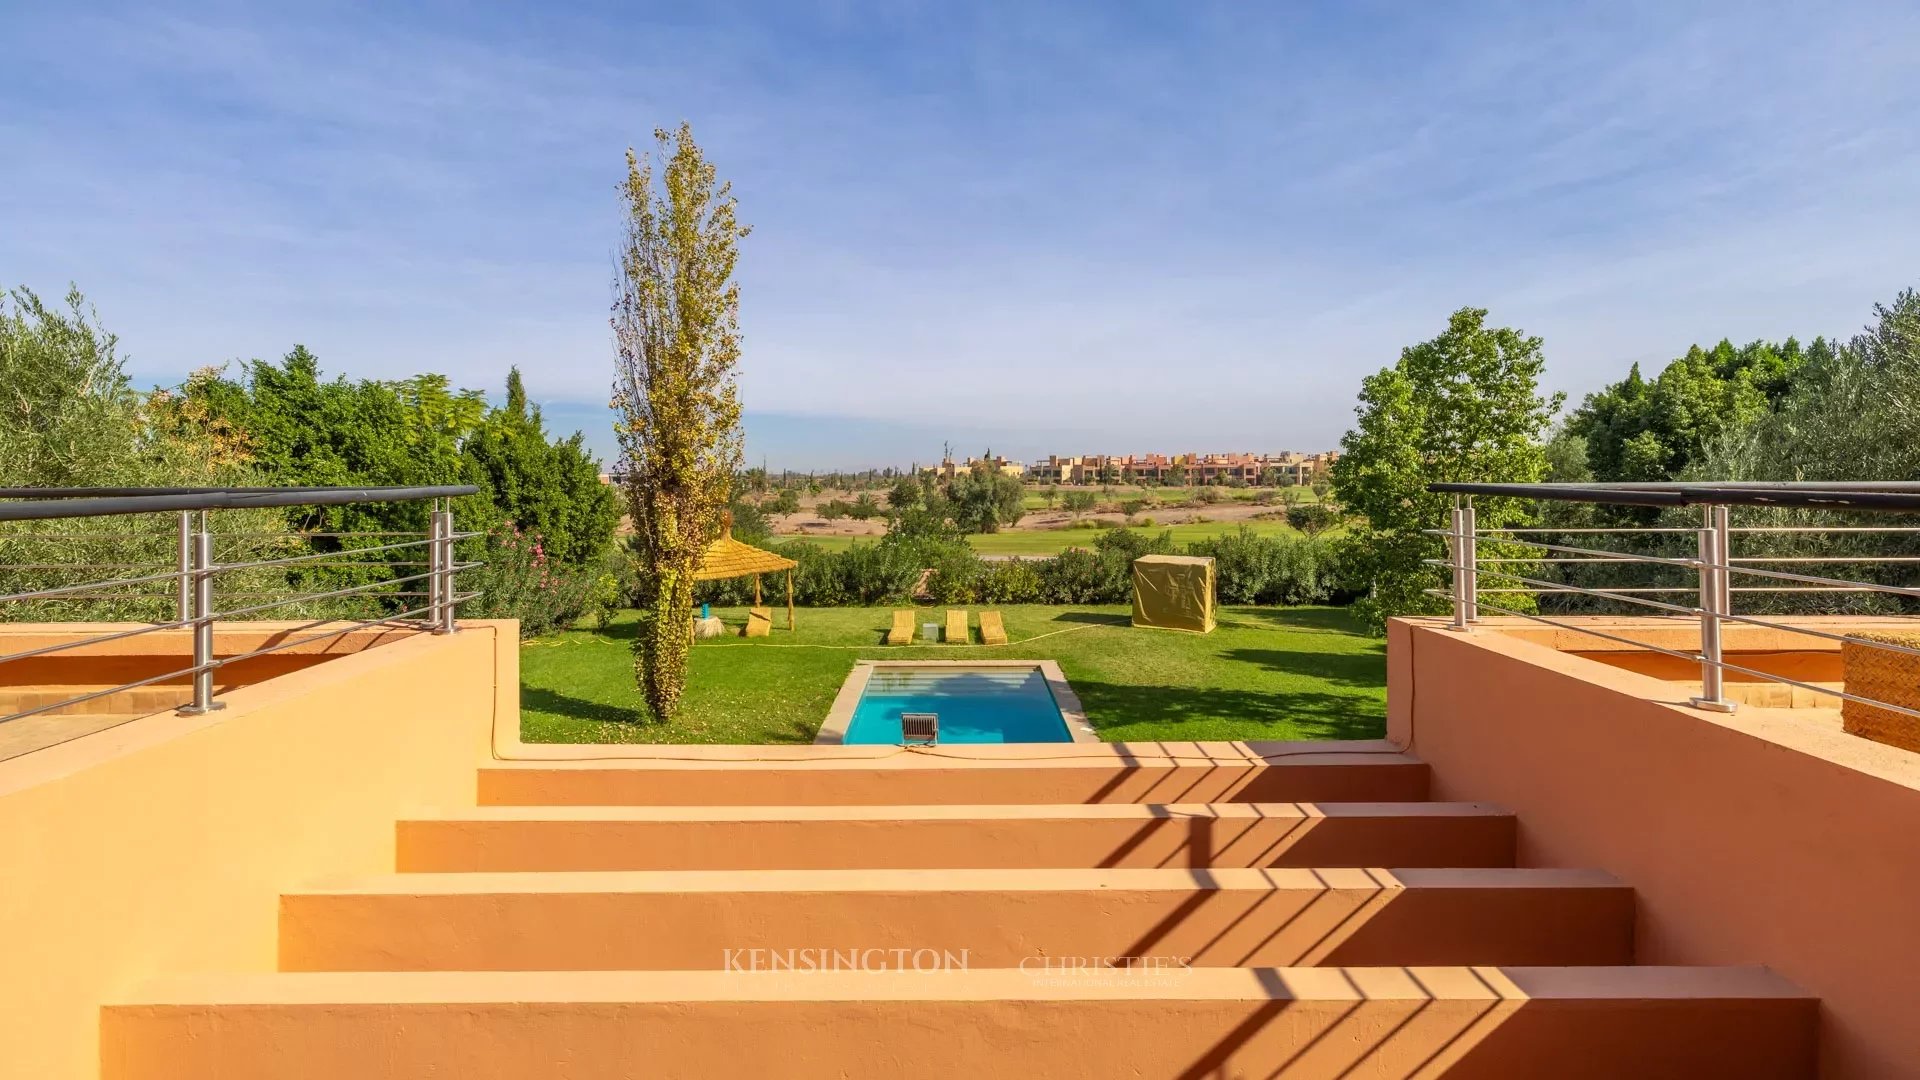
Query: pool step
[[280, 866, 1630, 972], [398, 801, 1515, 872], [102, 966, 1816, 1080], [477, 740, 1428, 806]]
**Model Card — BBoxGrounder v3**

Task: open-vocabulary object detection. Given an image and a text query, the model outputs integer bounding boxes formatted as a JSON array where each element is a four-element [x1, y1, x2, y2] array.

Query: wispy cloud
[[3, 0, 1917, 468]]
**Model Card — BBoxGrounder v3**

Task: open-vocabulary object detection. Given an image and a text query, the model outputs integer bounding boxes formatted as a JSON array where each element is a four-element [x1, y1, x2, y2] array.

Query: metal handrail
[[0, 486, 478, 725], [1431, 480, 1920, 511], [1427, 480, 1920, 720], [0, 485, 476, 522]]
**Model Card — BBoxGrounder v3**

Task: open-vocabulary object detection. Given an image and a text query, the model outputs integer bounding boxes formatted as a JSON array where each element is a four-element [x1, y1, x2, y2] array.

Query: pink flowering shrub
[[459, 522, 600, 637]]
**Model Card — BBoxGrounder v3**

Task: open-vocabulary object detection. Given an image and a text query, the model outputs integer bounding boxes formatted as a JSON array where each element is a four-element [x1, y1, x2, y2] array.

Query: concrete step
[[281, 866, 1630, 972], [103, 965, 1816, 1079], [478, 741, 1429, 806], [398, 801, 1515, 872]]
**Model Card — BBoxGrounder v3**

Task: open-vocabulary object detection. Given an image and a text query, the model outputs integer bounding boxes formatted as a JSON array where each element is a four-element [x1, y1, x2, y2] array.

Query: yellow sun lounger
[[945, 609, 969, 644], [978, 610, 1008, 646], [886, 610, 915, 645]]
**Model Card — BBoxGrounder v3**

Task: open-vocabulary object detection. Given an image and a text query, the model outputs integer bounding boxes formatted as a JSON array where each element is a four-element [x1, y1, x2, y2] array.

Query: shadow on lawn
[[521, 687, 822, 745], [1219, 648, 1385, 690], [568, 618, 640, 642], [1049, 610, 1131, 626], [521, 686, 640, 725], [1216, 607, 1371, 634], [1069, 680, 1385, 741]]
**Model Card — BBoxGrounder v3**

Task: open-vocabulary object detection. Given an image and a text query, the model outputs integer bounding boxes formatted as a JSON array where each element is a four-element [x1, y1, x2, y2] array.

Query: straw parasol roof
[[694, 517, 797, 582]]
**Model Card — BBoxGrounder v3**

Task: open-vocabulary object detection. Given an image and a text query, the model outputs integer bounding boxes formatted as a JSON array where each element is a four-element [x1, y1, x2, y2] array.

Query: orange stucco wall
[[0, 620, 514, 1080], [0, 622, 411, 685], [1388, 616, 1920, 1080]]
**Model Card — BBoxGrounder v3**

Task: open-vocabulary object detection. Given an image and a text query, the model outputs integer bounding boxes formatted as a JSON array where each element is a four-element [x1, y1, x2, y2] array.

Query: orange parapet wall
[[1388, 615, 1920, 1080], [0, 620, 515, 1080]]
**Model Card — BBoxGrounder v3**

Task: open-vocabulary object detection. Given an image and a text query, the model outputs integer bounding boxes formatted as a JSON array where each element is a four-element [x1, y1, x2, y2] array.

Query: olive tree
[[611, 124, 749, 721]]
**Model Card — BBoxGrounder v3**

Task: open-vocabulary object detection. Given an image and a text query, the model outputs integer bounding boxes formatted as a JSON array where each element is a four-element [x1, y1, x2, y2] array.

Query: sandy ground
[[769, 490, 1290, 539]]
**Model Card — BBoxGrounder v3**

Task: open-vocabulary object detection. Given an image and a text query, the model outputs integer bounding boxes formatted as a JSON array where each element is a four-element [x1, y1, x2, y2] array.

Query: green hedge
[[689, 526, 1349, 608]]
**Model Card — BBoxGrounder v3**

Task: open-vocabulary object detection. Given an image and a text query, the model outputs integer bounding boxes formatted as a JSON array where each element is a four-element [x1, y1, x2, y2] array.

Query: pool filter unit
[[899, 711, 939, 746]]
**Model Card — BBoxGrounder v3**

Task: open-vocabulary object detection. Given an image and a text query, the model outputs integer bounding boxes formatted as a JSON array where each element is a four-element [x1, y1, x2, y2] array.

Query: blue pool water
[[843, 668, 1071, 744]]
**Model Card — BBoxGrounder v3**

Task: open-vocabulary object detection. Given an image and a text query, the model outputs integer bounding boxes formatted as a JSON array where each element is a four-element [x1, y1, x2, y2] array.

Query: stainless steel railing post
[[426, 506, 444, 629], [1449, 500, 1470, 630], [433, 505, 457, 634], [1463, 499, 1480, 623], [1690, 503, 1735, 713], [181, 512, 224, 714], [175, 511, 192, 624]]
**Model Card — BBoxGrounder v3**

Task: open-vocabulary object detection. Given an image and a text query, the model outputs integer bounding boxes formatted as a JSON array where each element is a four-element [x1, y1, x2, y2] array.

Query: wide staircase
[[102, 741, 1815, 1078]]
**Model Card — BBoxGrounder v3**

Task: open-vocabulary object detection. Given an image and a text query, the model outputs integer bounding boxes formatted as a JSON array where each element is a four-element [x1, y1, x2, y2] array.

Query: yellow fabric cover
[[1131, 554, 1215, 633]]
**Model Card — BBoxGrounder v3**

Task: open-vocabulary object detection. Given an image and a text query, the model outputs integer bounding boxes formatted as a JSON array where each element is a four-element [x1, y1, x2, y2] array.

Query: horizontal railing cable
[[1, 486, 478, 724], [206, 565, 478, 621], [1422, 589, 1710, 664], [0, 663, 211, 726], [205, 596, 480, 670], [1429, 479, 1920, 718]]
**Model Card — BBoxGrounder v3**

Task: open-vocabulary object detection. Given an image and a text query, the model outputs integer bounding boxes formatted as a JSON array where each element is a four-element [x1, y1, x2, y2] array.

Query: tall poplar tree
[[611, 124, 748, 721]]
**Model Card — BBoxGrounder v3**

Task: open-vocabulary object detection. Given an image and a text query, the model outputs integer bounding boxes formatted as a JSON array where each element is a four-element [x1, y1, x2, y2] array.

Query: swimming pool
[[818, 661, 1094, 745]]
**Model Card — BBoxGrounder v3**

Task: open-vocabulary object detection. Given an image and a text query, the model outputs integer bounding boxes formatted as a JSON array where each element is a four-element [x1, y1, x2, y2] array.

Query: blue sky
[[5, 2, 1918, 470]]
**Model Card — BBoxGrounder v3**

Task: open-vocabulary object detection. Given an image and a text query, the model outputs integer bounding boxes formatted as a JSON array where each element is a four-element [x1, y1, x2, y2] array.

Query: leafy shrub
[[921, 539, 986, 604], [978, 558, 1046, 603], [1038, 549, 1107, 603], [729, 496, 774, 541], [1186, 527, 1335, 605], [461, 523, 600, 637], [1195, 487, 1223, 504], [835, 541, 924, 603], [586, 544, 641, 627], [1095, 526, 1175, 561], [784, 541, 856, 606], [679, 524, 1346, 612], [1286, 503, 1340, 536]]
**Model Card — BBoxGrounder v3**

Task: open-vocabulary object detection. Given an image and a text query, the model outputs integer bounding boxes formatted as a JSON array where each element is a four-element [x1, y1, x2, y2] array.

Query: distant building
[[921, 455, 1025, 482], [1026, 451, 1337, 485]]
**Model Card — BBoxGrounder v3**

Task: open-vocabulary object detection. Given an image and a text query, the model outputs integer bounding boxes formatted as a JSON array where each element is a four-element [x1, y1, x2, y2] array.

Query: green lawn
[[778, 518, 1300, 556], [520, 604, 1385, 745]]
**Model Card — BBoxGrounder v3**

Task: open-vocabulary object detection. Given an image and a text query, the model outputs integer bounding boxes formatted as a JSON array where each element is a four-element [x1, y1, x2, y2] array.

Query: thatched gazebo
[[694, 516, 798, 632]]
